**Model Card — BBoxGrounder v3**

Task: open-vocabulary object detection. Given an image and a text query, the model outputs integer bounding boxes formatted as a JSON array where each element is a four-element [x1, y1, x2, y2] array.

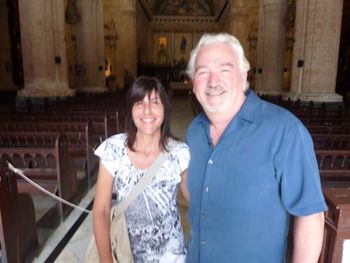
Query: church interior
[[0, 0, 350, 262]]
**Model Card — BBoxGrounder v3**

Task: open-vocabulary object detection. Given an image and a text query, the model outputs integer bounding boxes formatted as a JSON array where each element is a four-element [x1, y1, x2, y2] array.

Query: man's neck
[[207, 95, 246, 145], [209, 121, 228, 146]]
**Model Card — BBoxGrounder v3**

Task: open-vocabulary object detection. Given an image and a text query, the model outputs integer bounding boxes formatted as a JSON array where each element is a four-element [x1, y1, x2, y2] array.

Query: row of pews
[[260, 96, 350, 181], [0, 92, 126, 262], [262, 96, 350, 263]]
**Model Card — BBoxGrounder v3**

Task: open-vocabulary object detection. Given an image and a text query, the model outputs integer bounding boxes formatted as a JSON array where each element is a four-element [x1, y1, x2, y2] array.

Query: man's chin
[[203, 104, 227, 114]]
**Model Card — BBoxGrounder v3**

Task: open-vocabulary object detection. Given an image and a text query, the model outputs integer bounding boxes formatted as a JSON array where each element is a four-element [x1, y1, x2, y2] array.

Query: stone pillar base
[[76, 86, 108, 93], [283, 92, 343, 102]]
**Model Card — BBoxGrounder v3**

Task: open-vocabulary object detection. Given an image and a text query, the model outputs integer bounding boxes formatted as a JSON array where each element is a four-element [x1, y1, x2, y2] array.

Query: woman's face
[[132, 89, 164, 136]]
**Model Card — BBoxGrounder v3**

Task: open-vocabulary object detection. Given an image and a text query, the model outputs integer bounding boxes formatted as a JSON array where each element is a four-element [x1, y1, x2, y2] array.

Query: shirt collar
[[236, 89, 262, 124], [196, 89, 262, 144]]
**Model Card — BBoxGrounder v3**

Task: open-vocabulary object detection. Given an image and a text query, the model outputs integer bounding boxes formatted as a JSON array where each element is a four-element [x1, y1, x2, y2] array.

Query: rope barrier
[[6, 161, 92, 214]]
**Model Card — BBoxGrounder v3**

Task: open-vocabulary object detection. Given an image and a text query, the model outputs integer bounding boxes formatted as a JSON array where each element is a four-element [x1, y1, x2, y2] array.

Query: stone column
[[104, 0, 136, 89], [229, 5, 250, 54], [255, 0, 287, 96], [17, 0, 74, 98], [247, 20, 258, 89], [117, 0, 137, 89], [75, 0, 106, 93], [0, 1, 15, 91], [285, 0, 343, 102]]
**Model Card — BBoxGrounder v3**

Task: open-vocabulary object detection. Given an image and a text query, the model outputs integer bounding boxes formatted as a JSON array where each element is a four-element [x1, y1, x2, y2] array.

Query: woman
[[93, 76, 190, 262]]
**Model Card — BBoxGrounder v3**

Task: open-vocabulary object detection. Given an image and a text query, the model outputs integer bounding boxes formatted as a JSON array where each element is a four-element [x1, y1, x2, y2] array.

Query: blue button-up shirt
[[186, 90, 327, 262]]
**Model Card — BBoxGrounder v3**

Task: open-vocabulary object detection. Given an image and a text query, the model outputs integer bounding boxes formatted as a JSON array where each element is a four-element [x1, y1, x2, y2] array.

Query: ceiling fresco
[[155, 0, 213, 16], [139, 0, 227, 17]]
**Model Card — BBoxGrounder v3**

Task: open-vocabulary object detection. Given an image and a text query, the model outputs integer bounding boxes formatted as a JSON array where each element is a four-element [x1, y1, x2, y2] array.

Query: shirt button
[[208, 159, 213, 165], [201, 240, 207, 245], [205, 186, 209, 193], [201, 213, 207, 219]]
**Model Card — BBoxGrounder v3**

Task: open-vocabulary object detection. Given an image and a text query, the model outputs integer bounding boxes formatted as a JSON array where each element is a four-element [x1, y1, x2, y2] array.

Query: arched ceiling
[[139, 0, 227, 17]]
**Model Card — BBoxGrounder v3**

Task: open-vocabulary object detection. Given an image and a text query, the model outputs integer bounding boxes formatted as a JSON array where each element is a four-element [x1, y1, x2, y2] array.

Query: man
[[185, 33, 327, 262]]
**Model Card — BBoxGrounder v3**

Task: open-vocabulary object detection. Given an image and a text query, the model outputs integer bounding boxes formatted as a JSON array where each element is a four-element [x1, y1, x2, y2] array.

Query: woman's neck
[[128, 133, 162, 170], [134, 132, 161, 154]]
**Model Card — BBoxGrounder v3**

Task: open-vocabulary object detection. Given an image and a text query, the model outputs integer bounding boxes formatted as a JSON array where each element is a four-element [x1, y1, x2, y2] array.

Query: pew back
[[0, 160, 38, 263], [0, 133, 78, 203]]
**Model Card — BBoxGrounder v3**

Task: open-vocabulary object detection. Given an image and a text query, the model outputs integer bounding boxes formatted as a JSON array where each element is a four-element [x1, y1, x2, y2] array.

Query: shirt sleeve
[[278, 121, 327, 216], [94, 134, 125, 178], [173, 142, 190, 174]]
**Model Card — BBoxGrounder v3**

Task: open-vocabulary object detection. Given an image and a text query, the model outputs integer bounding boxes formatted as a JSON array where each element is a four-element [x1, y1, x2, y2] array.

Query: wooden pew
[[316, 150, 350, 181], [320, 185, 350, 263], [0, 121, 99, 188], [0, 114, 111, 140], [0, 111, 107, 123], [0, 133, 78, 218], [0, 160, 38, 263], [312, 134, 350, 150], [0, 108, 125, 142], [307, 124, 350, 134]]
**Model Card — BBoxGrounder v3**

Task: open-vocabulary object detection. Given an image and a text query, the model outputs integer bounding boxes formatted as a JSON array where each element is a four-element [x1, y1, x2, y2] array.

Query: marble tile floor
[[33, 186, 96, 262], [19, 95, 195, 262]]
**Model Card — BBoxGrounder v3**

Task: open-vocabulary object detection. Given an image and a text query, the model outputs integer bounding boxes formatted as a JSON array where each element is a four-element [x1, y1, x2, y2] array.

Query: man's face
[[192, 42, 247, 117]]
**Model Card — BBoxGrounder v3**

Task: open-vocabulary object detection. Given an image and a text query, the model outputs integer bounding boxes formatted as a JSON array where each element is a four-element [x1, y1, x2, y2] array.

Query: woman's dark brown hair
[[125, 76, 176, 152]]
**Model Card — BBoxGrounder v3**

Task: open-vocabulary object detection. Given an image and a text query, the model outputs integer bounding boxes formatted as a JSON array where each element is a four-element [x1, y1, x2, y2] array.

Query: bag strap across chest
[[114, 140, 178, 216]]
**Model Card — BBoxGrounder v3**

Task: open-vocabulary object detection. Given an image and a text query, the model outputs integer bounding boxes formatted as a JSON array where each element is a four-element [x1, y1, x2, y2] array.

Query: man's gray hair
[[186, 33, 250, 80]]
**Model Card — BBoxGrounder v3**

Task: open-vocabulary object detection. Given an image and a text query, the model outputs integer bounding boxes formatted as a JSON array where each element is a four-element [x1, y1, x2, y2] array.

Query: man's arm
[[292, 212, 325, 263]]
